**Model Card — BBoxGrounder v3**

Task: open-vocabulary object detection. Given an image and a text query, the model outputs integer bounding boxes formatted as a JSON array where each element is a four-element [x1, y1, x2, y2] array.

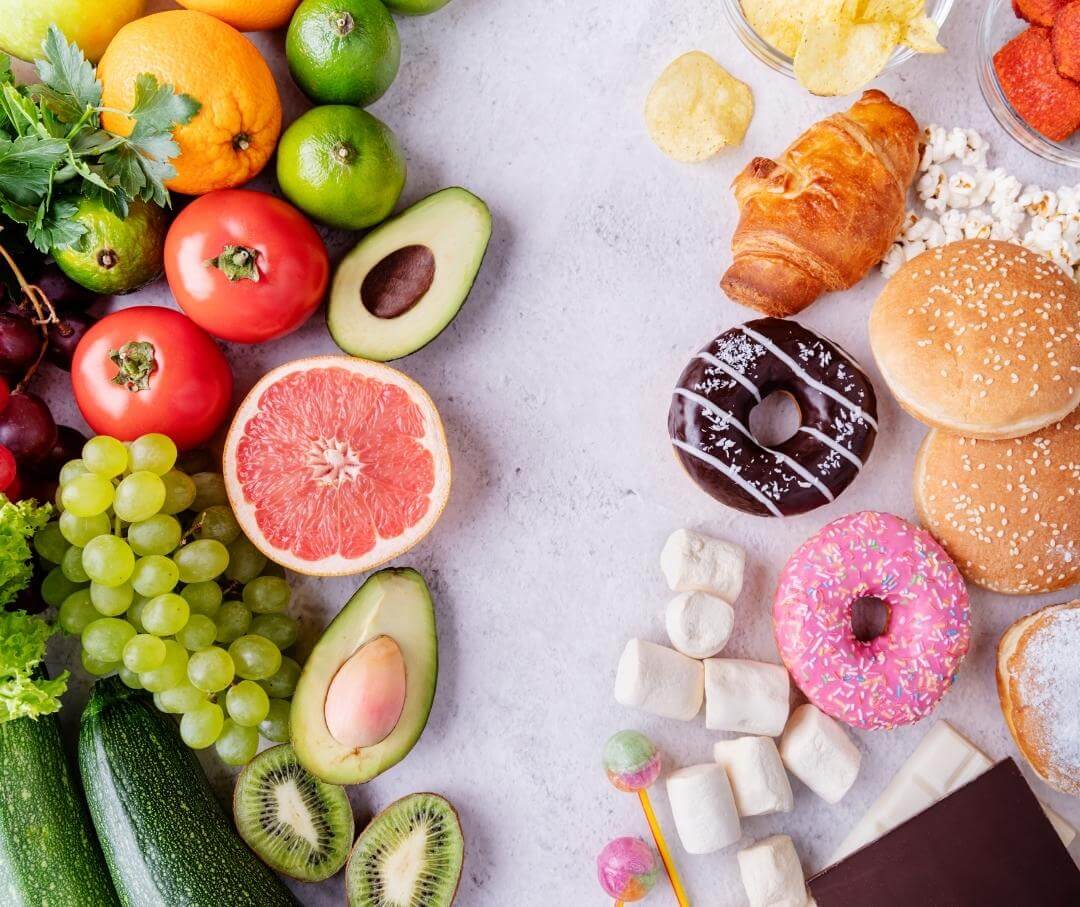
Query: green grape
[[140, 640, 189, 692], [58, 589, 97, 635], [215, 719, 259, 765], [82, 535, 135, 587], [259, 699, 291, 743], [225, 537, 266, 584], [157, 682, 207, 714], [181, 581, 222, 618], [258, 656, 300, 699], [59, 510, 111, 547], [242, 575, 290, 614], [131, 555, 179, 597], [159, 470, 197, 515], [61, 473, 114, 517], [61, 546, 90, 583], [59, 459, 88, 485], [127, 595, 149, 633], [193, 505, 241, 545], [226, 680, 270, 727], [174, 539, 229, 583], [83, 436, 128, 477], [81, 650, 119, 677], [180, 701, 224, 749], [250, 613, 298, 651], [127, 514, 182, 556], [33, 521, 69, 564], [188, 646, 235, 693], [90, 581, 133, 617], [191, 472, 227, 512], [260, 561, 286, 579], [122, 633, 166, 673], [82, 617, 136, 663], [177, 449, 212, 474], [118, 667, 143, 689], [215, 601, 251, 644], [128, 433, 177, 475], [113, 471, 167, 523], [176, 613, 216, 650], [228, 635, 281, 681], [42, 567, 83, 608], [141, 593, 190, 636]]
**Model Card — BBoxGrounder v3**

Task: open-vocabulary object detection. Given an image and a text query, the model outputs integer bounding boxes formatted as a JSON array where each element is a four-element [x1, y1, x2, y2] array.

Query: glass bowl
[[721, 0, 955, 82], [978, 0, 1080, 167]]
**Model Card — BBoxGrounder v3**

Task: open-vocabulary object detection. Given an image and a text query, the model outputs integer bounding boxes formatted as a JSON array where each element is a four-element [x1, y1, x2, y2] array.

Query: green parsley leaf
[[0, 134, 67, 205], [128, 73, 200, 140], [0, 610, 69, 723], [35, 24, 100, 112]]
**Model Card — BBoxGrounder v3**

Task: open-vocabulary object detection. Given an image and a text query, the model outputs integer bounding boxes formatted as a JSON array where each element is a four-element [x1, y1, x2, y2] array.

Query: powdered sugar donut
[[773, 511, 970, 730]]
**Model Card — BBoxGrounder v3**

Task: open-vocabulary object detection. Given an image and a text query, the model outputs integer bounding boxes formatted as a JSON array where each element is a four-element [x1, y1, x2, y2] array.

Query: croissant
[[721, 89, 920, 318]]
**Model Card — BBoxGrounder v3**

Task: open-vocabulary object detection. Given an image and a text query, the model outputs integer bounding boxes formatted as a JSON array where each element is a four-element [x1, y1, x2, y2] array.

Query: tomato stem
[[109, 340, 156, 392], [206, 244, 262, 282]]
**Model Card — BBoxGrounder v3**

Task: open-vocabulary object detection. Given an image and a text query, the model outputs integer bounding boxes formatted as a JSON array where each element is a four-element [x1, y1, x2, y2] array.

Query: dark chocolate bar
[[809, 759, 1080, 906]]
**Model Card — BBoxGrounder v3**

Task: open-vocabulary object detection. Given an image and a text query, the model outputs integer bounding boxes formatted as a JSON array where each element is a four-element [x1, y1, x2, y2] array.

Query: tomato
[[72, 307, 233, 450], [164, 189, 330, 343]]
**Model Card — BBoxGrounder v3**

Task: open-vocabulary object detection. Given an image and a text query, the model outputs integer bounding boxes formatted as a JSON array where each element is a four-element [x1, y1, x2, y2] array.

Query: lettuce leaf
[[0, 498, 52, 609], [0, 609, 68, 722]]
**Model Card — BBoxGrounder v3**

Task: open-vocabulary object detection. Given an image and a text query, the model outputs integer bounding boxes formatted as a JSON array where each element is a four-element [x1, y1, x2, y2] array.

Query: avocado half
[[291, 569, 438, 785], [327, 187, 492, 361]]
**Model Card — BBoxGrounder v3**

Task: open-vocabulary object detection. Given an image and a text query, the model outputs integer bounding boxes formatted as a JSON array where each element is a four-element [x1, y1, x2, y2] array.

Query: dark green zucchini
[[78, 677, 298, 907]]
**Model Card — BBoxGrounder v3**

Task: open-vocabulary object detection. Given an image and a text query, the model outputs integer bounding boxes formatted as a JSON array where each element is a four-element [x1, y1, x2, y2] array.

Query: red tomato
[[164, 189, 330, 343], [72, 307, 233, 450]]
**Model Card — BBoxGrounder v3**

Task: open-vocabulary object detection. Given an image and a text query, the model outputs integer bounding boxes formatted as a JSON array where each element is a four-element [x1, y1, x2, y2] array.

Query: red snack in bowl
[[1013, 0, 1070, 26], [994, 26, 1080, 141], [1052, 1, 1080, 80]]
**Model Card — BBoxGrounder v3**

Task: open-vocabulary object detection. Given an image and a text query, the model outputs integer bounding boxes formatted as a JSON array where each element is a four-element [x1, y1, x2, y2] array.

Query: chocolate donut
[[668, 318, 878, 517]]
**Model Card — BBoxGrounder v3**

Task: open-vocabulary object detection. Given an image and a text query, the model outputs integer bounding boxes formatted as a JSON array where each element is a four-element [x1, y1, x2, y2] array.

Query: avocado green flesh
[[328, 187, 491, 361], [291, 569, 438, 785]]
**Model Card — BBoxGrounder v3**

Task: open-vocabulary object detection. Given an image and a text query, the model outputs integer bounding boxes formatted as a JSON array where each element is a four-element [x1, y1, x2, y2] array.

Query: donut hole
[[852, 595, 891, 643], [748, 391, 801, 447]]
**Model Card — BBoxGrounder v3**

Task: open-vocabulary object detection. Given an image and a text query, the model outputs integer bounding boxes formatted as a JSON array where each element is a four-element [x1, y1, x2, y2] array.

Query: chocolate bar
[[809, 759, 1080, 906]]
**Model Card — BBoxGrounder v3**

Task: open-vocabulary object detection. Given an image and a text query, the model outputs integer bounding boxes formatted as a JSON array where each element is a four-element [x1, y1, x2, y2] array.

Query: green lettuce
[[0, 610, 68, 723], [0, 498, 52, 608]]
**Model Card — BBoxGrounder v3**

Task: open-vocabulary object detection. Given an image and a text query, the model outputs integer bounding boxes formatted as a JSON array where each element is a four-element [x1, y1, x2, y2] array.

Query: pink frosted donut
[[773, 511, 970, 730]]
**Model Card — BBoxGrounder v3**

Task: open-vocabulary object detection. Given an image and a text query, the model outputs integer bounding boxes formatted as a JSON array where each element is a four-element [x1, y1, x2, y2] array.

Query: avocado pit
[[323, 635, 407, 750], [360, 245, 436, 319]]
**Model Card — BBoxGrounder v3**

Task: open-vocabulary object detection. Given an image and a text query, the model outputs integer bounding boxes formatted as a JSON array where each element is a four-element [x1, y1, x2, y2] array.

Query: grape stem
[[0, 230, 60, 394]]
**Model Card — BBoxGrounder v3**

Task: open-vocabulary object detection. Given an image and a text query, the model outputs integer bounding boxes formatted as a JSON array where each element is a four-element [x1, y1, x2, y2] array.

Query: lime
[[286, 0, 400, 107], [382, 0, 452, 13], [276, 106, 406, 231], [52, 197, 167, 295]]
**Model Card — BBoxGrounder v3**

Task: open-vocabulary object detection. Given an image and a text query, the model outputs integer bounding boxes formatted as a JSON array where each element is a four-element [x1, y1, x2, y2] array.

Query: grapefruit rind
[[223, 356, 451, 577]]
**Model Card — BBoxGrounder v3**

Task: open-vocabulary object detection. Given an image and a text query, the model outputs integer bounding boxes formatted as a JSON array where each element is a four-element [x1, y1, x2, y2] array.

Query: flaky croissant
[[721, 89, 920, 318]]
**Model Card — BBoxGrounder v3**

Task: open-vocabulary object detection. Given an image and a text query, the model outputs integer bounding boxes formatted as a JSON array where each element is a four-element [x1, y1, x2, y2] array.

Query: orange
[[98, 10, 282, 196], [175, 0, 301, 32]]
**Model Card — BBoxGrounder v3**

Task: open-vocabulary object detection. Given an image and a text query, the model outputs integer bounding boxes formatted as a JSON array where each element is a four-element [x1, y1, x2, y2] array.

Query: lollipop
[[597, 837, 659, 903], [603, 731, 689, 907]]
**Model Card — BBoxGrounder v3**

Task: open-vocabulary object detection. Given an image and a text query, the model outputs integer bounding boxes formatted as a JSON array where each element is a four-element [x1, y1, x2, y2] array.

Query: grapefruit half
[[224, 357, 451, 576]]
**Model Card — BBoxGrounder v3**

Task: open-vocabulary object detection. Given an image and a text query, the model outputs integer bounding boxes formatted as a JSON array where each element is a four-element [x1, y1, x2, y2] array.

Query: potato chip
[[902, 15, 945, 54], [860, 0, 926, 22], [794, 19, 901, 96], [741, 0, 818, 58], [645, 52, 754, 162]]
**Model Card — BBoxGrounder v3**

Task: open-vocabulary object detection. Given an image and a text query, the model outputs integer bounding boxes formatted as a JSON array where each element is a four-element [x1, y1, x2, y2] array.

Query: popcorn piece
[[738, 835, 809, 907], [666, 764, 741, 854], [779, 704, 861, 804], [665, 592, 735, 659], [615, 639, 704, 721], [660, 529, 745, 603], [713, 736, 794, 817], [705, 658, 790, 736]]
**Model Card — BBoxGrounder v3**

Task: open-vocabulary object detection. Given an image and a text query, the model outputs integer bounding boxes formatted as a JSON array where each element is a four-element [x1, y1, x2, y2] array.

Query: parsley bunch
[[0, 26, 199, 252]]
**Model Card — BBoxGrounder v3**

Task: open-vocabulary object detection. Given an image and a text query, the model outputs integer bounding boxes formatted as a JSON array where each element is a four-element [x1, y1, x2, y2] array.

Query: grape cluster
[[37, 433, 302, 765]]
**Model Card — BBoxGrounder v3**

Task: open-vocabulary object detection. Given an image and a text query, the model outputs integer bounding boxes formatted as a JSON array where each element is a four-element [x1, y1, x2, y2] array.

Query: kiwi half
[[346, 792, 464, 906], [233, 744, 354, 882]]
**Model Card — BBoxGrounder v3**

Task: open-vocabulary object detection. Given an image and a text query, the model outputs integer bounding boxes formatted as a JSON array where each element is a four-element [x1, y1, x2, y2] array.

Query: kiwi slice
[[346, 792, 464, 906], [233, 744, 354, 882]]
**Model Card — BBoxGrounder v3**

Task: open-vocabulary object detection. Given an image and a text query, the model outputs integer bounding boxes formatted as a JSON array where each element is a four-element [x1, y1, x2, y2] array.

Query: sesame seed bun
[[913, 415, 1080, 595], [870, 240, 1080, 440]]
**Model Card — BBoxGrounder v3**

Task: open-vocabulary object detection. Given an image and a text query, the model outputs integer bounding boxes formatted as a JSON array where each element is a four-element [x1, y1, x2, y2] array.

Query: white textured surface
[[31, 0, 1080, 903]]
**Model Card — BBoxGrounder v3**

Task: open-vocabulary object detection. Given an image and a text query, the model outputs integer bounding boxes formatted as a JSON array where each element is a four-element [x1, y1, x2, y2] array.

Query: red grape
[[31, 424, 86, 479], [0, 393, 56, 464], [0, 445, 14, 491], [2, 472, 20, 502], [34, 264, 100, 309], [47, 309, 97, 371], [0, 313, 40, 379], [0, 377, 8, 416]]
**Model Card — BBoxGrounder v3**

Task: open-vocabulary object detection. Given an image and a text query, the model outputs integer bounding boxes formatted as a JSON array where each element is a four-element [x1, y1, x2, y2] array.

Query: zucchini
[[0, 711, 118, 906], [78, 677, 298, 907]]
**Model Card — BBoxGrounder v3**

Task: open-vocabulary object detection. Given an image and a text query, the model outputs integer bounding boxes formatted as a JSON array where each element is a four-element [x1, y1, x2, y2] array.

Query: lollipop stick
[[638, 789, 689, 907]]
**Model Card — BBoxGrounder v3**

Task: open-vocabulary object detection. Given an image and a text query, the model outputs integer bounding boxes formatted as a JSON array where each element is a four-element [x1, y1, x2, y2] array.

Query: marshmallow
[[665, 592, 735, 659], [704, 658, 790, 736], [713, 736, 794, 817], [737, 835, 809, 907], [614, 639, 703, 721], [779, 704, 861, 804], [660, 529, 745, 602], [665, 764, 741, 854]]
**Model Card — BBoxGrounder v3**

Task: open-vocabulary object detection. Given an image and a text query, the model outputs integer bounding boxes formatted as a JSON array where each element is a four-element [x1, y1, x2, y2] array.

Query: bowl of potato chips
[[723, 0, 953, 95]]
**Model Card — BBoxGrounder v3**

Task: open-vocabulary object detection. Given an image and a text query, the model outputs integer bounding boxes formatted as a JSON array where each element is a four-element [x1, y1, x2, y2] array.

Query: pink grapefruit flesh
[[224, 356, 451, 576]]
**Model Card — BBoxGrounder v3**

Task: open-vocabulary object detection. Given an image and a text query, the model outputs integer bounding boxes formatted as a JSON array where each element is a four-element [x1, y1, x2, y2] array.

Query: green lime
[[286, 0, 400, 107], [276, 105, 406, 231], [382, 0, 452, 13], [52, 197, 166, 295]]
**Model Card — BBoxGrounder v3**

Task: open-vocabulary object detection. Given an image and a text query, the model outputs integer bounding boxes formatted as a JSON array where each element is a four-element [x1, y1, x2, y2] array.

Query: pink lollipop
[[597, 837, 659, 902]]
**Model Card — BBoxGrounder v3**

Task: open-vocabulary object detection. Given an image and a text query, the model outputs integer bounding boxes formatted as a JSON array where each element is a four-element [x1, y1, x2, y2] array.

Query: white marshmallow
[[737, 835, 809, 907], [713, 736, 794, 817], [665, 592, 735, 659], [779, 704, 861, 804], [614, 639, 703, 721], [665, 764, 741, 854], [704, 658, 790, 736], [660, 529, 745, 602]]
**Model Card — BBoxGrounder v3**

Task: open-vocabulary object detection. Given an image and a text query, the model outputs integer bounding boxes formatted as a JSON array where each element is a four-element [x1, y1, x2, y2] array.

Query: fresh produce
[[286, 0, 401, 106], [79, 677, 300, 906], [0, 609, 66, 717], [164, 189, 330, 343], [0, 499, 52, 610], [291, 569, 437, 784], [345, 792, 463, 907], [224, 358, 451, 575], [329, 187, 492, 360], [176, 0, 302, 31], [383, 0, 454, 13], [71, 308, 233, 450], [46, 309, 97, 370], [0, 0, 144, 62], [276, 106, 406, 230], [51, 198, 167, 295], [233, 744, 354, 881], [0, 393, 56, 466], [98, 10, 283, 195]]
